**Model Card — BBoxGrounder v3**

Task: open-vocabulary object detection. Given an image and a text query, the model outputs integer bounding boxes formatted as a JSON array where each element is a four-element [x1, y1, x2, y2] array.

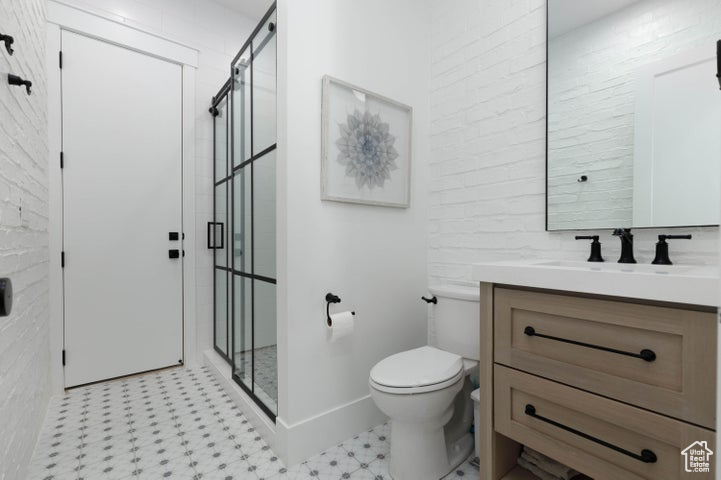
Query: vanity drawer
[[495, 365, 714, 480], [494, 287, 716, 428]]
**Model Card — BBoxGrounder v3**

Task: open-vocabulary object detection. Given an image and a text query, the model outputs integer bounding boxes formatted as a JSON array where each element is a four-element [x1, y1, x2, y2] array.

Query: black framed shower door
[[211, 3, 278, 421]]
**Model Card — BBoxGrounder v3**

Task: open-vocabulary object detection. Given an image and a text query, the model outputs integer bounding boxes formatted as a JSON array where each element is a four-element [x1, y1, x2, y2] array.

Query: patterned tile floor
[[28, 366, 479, 480], [236, 345, 278, 415]]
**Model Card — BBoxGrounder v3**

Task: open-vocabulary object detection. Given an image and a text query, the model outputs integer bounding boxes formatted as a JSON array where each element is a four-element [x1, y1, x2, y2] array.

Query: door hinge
[[61, 251, 65, 268], [62, 349, 66, 366], [59, 51, 63, 69], [60, 152, 64, 169]]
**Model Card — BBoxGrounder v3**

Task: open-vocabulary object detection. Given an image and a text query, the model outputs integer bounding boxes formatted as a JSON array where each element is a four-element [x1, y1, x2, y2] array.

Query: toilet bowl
[[369, 285, 480, 480], [370, 346, 477, 480]]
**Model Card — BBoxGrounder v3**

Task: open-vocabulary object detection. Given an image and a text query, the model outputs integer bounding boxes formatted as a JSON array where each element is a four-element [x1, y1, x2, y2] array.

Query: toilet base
[[388, 422, 474, 480]]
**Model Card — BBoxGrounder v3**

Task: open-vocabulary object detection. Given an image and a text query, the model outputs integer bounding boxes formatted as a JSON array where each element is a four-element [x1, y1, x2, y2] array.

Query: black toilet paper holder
[[326, 292, 355, 327]]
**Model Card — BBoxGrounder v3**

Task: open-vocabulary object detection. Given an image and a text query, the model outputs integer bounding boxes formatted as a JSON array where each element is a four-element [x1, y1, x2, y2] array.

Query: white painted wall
[[0, 1, 51, 478], [276, 0, 430, 464], [547, 0, 721, 230], [53, 0, 259, 358], [428, 0, 719, 288]]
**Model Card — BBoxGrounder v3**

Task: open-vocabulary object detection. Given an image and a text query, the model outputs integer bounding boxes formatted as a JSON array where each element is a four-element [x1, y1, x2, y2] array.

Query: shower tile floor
[[28, 366, 479, 480]]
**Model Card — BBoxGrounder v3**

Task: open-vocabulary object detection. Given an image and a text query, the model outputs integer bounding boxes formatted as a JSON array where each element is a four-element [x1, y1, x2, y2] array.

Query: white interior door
[[633, 47, 721, 226], [62, 30, 183, 387]]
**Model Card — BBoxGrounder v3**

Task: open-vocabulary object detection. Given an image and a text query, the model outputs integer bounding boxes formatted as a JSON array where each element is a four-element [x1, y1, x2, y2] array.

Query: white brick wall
[[0, 1, 50, 478], [428, 0, 719, 289], [547, 0, 721, 230]]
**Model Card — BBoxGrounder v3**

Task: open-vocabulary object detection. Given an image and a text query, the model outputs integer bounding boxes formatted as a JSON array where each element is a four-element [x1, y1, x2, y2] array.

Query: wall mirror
[[546, 0, 721, 231]]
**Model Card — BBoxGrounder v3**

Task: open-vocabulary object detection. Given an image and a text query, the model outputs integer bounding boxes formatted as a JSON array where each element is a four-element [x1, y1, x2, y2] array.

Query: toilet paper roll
[[328, 311, 354, 342]]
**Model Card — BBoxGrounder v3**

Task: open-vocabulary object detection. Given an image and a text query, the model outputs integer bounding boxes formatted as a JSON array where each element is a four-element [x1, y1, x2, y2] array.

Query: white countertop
[[472, 260, 719, 307]]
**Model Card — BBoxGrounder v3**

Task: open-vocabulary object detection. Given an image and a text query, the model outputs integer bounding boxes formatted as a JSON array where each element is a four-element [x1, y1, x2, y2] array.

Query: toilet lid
[[370, 346, 463, 388]]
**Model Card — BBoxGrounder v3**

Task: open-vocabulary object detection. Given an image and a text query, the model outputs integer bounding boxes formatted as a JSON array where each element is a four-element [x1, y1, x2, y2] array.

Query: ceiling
[[548, 0, 642, 38], [213, 0, 271, 21]]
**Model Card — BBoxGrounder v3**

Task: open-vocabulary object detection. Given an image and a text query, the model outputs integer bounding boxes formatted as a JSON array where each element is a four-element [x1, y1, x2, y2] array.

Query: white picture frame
[[321, 75, 412, 208]]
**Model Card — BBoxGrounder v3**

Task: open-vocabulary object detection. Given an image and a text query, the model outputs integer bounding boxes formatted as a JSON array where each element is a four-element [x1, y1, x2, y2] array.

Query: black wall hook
[[0, 278, 12, 317], [8, 74, 31, 95], [0, 34, 14, 55], [325, 292, 355, 326]]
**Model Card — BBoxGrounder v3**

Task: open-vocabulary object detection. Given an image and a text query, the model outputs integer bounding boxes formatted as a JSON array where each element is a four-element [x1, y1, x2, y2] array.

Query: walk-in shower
[[209, 3, 277, 419]]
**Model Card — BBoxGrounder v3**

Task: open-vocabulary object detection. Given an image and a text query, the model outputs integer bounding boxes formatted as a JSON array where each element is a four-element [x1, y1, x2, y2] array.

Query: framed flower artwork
[[321, 75, 412, 208]]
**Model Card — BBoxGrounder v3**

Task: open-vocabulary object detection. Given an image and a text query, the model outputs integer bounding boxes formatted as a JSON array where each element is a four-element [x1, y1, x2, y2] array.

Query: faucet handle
[[575, 235, 604, 263], [652, 234, 692, 265], [658, 234, 692, 241]]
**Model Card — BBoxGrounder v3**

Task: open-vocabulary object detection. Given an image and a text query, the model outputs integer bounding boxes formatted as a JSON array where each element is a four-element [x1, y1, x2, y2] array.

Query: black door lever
[[8, 74, 31, 95]]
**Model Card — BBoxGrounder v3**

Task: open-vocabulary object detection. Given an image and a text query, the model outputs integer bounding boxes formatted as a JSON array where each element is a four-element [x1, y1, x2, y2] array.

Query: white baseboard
[[275, 395, 387, 466], [203, 350, 276, 448], [204, 349, 386, 467]]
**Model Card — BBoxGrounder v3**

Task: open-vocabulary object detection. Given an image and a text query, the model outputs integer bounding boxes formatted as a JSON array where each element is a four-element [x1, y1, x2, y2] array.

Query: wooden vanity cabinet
[[479, 283, 717, 480]]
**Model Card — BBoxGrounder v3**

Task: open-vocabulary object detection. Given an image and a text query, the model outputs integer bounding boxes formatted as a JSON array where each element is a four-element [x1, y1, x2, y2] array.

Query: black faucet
[[575, 235, 604, 262], [612, 228, 636, 264], [652, 234, 692, 265]]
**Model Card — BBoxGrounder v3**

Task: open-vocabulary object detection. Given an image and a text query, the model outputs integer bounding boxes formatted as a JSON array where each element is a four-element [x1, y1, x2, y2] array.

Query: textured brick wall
[[547, 0, 721, 230], [0, 0, 50, 478], [428, 0, 719, 289]]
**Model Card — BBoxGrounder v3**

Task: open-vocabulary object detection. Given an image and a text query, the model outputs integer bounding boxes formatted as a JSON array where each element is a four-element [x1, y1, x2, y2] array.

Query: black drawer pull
[[524, 404, 657, 464], [524, 326, 656, 362]]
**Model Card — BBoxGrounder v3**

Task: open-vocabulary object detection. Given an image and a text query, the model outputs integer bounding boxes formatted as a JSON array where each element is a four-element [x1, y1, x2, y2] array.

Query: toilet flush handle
[[421, 295, 437, 304]]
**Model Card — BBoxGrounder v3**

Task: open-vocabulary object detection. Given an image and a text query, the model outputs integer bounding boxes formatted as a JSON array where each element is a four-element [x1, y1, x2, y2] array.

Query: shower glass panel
[[212, 86, 231, 361], [252, 280, 276, 412], [214, 182, 228, 354], [210, 3, 277, 420], [252, 14, 277, 156], [234, 276, 252, 387], [233, 53, 251, 168]]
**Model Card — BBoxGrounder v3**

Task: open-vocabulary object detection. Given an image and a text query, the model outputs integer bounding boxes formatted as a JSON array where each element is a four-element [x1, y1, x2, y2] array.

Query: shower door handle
[[207, 222, 224, 249]]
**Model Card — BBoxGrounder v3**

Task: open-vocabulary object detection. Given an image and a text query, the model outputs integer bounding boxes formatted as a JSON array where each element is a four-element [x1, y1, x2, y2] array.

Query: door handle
[[717, 39, 721, 90], [207, 222, 224, 249]]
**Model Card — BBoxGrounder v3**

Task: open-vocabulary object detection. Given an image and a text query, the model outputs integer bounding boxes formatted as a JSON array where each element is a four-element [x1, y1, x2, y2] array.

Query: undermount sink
[[532, 260, 700, 275], [472, 259, 719, 306]]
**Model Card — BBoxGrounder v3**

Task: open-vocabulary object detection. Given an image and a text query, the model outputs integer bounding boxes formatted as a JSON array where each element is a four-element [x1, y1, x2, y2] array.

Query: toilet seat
[[369, 346, 464, 394]]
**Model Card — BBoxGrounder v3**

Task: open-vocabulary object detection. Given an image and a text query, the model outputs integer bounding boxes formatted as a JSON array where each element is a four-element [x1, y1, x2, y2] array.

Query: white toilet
[[369, 285, 480, 480]]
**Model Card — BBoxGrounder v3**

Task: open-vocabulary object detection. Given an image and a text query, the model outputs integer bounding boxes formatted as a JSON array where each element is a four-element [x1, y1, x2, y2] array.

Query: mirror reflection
[[546, 0, 721, 231]]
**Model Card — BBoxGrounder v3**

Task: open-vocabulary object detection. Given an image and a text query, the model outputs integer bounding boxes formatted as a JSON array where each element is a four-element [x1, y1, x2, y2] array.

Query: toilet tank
[[429, 285, 480, 361]]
